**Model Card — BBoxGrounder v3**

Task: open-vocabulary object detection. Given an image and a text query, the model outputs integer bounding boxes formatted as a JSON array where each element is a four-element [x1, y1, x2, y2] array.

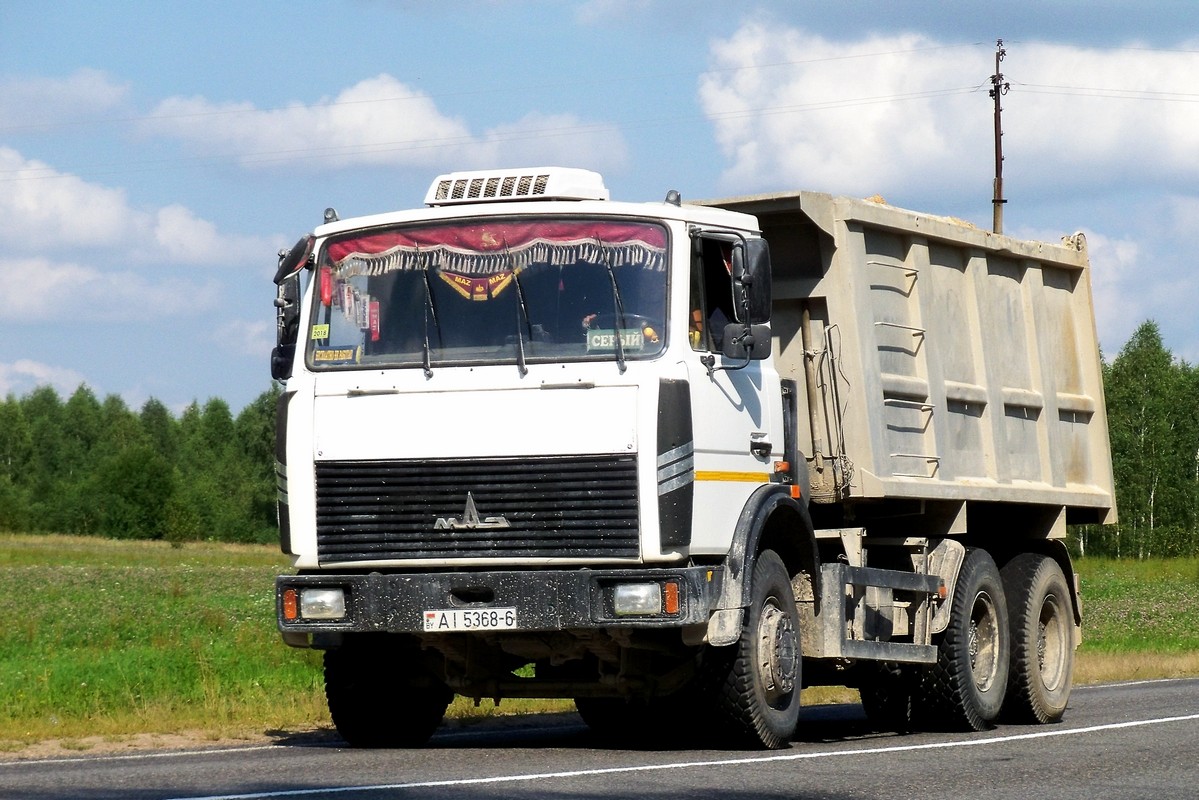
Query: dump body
[[707, 191, 1115, 524]]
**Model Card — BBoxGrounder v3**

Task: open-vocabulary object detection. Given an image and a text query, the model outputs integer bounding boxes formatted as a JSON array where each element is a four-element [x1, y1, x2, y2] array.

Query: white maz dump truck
[[272, 167, 1116, 749]]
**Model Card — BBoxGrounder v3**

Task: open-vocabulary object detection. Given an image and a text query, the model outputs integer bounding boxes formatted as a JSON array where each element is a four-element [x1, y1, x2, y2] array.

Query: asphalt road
[[2, 678, 1197, 800]]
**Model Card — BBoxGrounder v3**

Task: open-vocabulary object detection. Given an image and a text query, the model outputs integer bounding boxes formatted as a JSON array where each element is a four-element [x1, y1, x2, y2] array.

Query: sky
[[3, 1, 1198, 414]]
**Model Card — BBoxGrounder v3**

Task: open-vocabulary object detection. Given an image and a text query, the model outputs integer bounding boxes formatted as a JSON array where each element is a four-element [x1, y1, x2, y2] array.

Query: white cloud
[[1073, 230, 1145, 358], [472, 112, 629, 172], [148, 204, 270, 264], [0, 257, 221, 323], [0, 147, 131, 249], [1007, 220, 1198, 364], [699, 24, 1199, 200], [0, 68, 128, 128], [140, 74, 471, 168], [1007, 42, 1199, 191], [0, 359, 87, 398], [0, 147, 276, 264], [220, 319, 274, 358], [138, 74, 629, 172]]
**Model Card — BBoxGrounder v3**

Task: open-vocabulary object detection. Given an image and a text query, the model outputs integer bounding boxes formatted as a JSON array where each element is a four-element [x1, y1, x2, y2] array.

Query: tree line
[[1076, 320, 1199, 559], [0, 320, 1196, 556], [0, 385, 279, 543]]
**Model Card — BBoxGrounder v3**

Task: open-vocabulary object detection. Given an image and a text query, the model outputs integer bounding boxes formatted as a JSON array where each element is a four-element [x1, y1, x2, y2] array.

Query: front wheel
[[920, 548, 1010, 731], [1001, 554, 1075, 723], [324, 636, 452, 748], [703, 549, 802, 749]]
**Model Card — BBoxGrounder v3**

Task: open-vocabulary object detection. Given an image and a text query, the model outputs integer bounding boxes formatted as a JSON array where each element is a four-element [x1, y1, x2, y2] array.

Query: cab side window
[[689, 237, 735, 352]]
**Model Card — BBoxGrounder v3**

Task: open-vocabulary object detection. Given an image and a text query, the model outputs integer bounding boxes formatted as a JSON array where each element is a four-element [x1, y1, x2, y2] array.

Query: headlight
[[299, 588, 347, 620], [613, 583, 662, 615]]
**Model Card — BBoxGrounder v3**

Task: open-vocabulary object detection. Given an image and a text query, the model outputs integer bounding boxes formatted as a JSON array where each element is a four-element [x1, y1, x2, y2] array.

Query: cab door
[[685, 233, 779, 553]]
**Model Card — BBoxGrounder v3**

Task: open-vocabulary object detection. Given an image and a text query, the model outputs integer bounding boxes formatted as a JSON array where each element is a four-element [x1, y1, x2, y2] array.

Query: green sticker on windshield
[[586, 328, 645, 352], [311, 323, 330, 340]]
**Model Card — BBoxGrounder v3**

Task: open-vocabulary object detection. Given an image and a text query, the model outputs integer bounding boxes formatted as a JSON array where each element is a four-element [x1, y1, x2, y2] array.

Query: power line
[[0, 41, 988, 136], [4, 42, 1195, 185], [1013, 82, 1199, 103], [0, 85, 983, 183]]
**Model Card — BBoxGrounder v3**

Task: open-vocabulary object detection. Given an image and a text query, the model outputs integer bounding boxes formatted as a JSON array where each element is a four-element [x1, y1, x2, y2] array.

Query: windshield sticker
[[356, 292, 370, 329], [310, 323, 330, 340], [440, 269, 516, 301], [586, 328, 646, 352], [313, 346, 361, 364]]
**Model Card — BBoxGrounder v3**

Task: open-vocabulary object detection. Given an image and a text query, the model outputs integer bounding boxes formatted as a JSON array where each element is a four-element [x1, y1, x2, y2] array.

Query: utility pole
[[990, 39, 1010, 234]]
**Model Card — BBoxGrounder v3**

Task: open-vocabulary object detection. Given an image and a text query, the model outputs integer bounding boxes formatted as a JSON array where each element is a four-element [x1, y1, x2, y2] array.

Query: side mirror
[[274, 235, 314, 283], [272, 266, 303, 381], [272, 234, 314, 383], [271, 344, 296, 381], [730, 238, 772, 325]]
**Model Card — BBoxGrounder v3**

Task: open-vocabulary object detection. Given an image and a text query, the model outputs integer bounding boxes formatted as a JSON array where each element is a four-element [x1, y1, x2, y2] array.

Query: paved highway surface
[[2, 678, 1196, 800]]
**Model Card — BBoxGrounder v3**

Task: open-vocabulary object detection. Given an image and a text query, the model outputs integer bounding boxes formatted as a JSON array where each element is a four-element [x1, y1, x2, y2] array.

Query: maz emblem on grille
[[434, 492, 511, 530]]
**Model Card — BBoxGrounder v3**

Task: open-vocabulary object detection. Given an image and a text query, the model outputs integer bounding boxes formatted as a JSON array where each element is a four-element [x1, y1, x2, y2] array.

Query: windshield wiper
[[507, 248, 531, 377], [418, 248, 440, 379], [595, 235, 627, 374]]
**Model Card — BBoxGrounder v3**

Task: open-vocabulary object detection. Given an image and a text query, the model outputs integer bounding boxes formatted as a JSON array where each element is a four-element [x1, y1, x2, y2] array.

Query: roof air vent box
[[425, 167, 609, 206]]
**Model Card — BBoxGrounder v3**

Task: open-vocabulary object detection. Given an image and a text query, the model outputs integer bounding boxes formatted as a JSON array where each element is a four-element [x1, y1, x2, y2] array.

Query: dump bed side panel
[[706, 191, 1115, 523]]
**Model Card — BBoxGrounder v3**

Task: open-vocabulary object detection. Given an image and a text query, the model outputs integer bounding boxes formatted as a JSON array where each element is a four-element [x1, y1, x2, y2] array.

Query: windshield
[[306, 218, 668, 372]]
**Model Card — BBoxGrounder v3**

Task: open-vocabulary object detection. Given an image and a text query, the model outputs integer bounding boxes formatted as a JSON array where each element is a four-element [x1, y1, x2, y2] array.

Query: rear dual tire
[[1001, 554, 1075, 723], [921, 547, 1010, 731], [863, 550, 1075, 733]]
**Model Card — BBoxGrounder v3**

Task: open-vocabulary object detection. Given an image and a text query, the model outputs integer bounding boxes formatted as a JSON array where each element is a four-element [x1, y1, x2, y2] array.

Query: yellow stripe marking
[[695, 470, 771, 484]]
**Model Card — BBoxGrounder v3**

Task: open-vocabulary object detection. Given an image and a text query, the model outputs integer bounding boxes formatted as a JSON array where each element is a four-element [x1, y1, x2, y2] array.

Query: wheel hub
[[968, 590, 1000, 692], [758, 603, 798, 700]]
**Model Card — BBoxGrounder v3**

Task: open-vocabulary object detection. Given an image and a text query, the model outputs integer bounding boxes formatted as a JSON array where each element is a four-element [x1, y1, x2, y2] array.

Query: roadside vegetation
[[0, 534, 1196, 750]]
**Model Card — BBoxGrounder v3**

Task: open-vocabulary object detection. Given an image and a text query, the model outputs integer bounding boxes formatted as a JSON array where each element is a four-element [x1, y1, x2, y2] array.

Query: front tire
[[920, 548, 1009, 731], [324, 636, 452, 748], [1001, 554, 1075, 723], [704, 549, 802, 749]]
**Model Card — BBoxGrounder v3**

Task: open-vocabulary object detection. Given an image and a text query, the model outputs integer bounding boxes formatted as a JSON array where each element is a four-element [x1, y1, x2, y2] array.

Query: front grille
[[315, 455, 639, 563]]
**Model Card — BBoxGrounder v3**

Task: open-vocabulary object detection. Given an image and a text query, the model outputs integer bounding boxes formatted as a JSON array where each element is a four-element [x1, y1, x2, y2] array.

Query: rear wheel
[[701, 549, 802, 749], [920, 548, 1009, 731], [1001, 554, 1075, 723], [324, 636, 452, 747]]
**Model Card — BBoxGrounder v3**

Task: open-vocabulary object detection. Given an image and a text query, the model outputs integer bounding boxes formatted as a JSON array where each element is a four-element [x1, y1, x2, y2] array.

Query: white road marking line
[[163, 711, 1199, 800]]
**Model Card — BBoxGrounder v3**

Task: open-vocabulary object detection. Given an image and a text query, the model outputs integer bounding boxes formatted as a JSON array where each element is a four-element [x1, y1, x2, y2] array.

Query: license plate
[[423, 607, 518, 632]]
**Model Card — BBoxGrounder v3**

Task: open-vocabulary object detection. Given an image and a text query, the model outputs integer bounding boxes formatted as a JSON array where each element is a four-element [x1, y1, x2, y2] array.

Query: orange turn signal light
[[664, 581, 680, 615], [282, 588, 299, 621]]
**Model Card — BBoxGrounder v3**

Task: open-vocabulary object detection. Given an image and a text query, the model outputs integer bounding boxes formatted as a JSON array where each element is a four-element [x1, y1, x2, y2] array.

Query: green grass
[[1074, 557, 1199, 653], [0, 535, 1196, 748], [0, 534, 326, 744]]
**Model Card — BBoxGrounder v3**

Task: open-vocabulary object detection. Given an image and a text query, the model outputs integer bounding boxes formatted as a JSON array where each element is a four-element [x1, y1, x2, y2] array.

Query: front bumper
[[276, 566, 723, 643]]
